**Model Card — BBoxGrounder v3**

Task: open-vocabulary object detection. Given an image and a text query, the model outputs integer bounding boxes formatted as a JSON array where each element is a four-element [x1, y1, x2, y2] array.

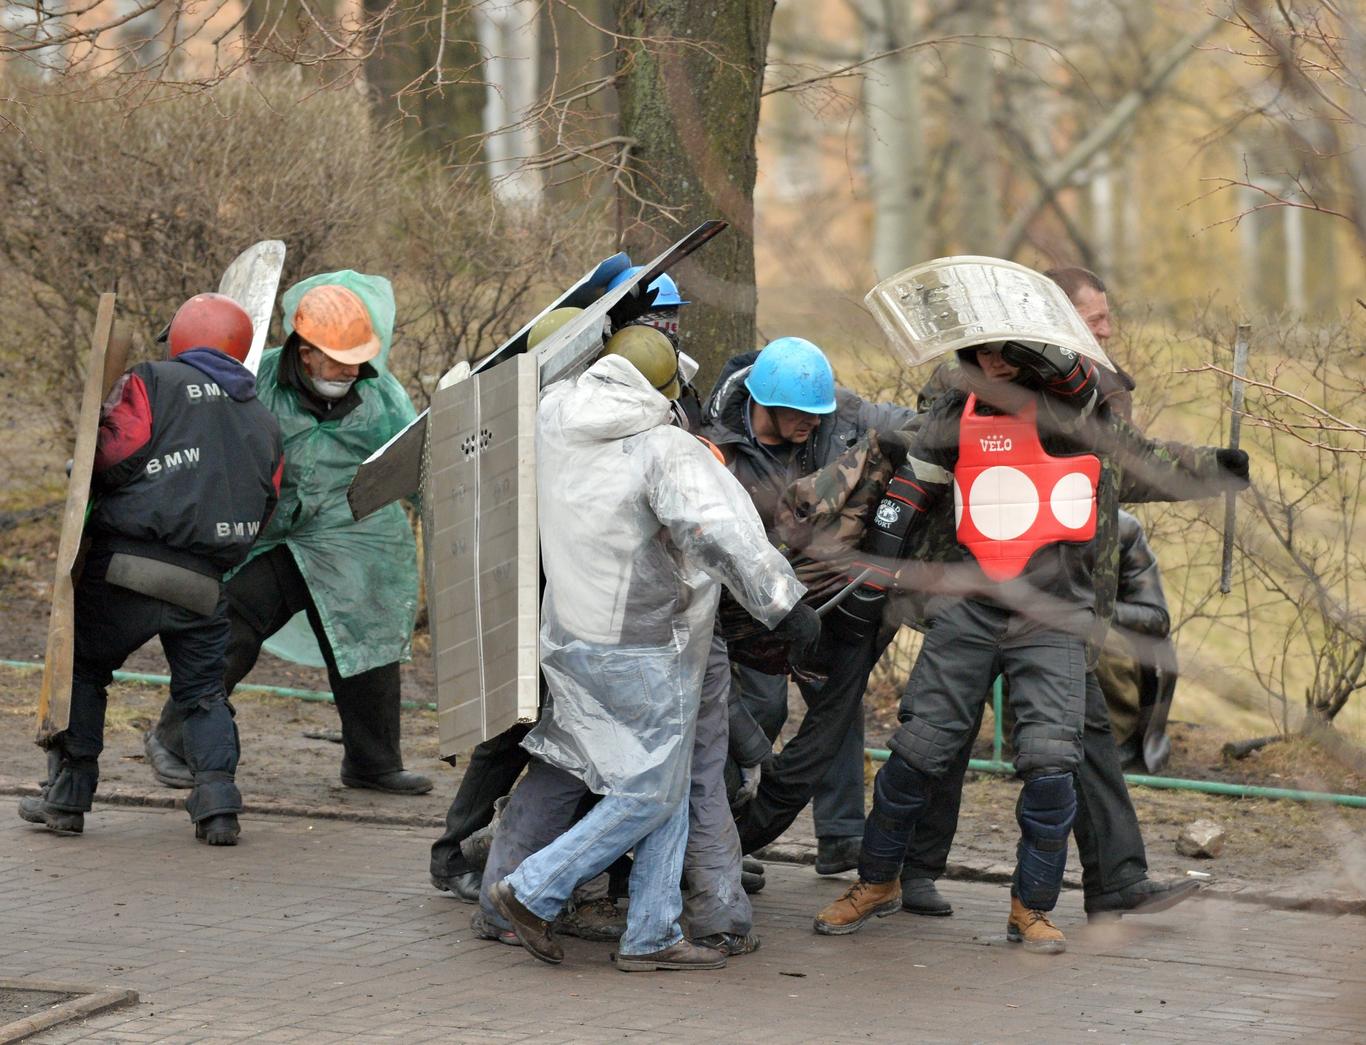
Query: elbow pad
[[832, 462, 932, 635]]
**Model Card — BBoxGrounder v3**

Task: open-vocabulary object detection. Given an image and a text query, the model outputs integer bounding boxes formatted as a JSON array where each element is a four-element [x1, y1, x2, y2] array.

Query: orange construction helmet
[[292, 284, 380, 366], [167, 293, 254, 363]]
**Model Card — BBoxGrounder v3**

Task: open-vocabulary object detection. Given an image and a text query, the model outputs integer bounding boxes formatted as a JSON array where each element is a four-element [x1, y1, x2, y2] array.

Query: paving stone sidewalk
[[2, 806, 1362, 1044]]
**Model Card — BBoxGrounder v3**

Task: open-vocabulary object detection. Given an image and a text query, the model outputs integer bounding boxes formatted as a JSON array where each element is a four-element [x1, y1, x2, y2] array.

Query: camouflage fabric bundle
[[718, 432, 894, 674]]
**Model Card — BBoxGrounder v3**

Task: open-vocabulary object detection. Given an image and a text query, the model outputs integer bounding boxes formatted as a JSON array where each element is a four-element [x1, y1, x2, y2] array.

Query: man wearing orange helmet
[[145, 272, 432, 797], [19, 293, 284, 846]]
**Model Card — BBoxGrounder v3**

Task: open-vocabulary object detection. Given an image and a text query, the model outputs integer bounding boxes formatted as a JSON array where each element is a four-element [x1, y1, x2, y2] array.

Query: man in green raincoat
[[145, 271, 431, 795]]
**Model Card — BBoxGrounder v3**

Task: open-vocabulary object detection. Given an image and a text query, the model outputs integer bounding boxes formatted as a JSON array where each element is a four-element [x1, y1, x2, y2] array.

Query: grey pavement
[[2, 805, 1362, 1044]]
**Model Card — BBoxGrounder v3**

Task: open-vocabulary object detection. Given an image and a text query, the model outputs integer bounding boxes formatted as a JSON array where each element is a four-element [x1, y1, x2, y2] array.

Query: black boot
[[18, 796, 83, 835], [900, 876, 953, 916], [195, 813, 241, 846], [144, 729, 195, 789], [1086, 877, 1200, 921], [21, 754, 96, 835]]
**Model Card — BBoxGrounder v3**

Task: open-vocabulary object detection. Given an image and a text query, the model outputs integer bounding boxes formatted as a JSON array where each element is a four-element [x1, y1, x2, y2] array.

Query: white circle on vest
[[953, 478, 964, 528], [968, 466, 1037, 540], [1050, 471, 1094, 529]]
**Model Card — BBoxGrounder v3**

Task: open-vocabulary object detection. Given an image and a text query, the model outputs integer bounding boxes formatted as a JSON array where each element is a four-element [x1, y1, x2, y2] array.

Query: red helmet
[[167, 293, 254, 362]]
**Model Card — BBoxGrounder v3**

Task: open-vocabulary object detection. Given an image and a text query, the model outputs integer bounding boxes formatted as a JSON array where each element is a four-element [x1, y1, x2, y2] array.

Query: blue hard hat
[[745, 337, 837, 414], [607, 265, 688, 307]]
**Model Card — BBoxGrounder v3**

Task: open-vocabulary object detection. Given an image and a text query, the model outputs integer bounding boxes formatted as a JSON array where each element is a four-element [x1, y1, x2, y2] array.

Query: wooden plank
[[36, 294, 121, 745]]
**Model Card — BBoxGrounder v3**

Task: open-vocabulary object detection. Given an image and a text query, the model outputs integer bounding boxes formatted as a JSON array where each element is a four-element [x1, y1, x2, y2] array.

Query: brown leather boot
[[813, 879, 902, 936], [488, 880, 564, 965], [613, 939, 728, 972], [1006, 896, 1066, 954]]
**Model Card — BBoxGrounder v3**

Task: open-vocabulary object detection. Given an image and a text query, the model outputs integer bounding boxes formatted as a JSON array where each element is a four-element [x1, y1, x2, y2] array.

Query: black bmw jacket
[[88, 348, 284, 578]]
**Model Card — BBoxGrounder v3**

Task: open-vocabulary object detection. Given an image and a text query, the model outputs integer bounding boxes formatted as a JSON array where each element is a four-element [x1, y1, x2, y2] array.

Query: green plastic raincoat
[[243, 270, 419, 678]]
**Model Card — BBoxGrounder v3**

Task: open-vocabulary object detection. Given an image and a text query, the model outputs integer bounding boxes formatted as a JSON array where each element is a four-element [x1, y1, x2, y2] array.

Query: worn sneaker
[[1006, 896, 1066, 954], [557, 896, 626, 942], [692, 931, 760, 956], [815, 836, 862, 875], [813, 879, 901, 936], [17, 796, 83, 835], [613, 939, 727, 972], [470, 909, 518, 946]]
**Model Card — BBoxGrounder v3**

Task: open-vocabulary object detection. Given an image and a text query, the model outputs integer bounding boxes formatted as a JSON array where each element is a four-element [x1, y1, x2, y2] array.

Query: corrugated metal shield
[[425, 353, 540, 758]]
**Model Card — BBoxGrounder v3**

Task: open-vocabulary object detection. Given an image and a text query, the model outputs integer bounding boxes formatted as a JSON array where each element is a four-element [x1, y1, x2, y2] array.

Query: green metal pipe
[[0, 658, 437, 712], [991, 676, 1004, 763], [864, 745, 1366, 808]]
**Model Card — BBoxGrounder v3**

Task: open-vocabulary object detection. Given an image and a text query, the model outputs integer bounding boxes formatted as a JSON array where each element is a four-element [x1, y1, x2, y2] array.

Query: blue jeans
[[505, 790, 690, 955]]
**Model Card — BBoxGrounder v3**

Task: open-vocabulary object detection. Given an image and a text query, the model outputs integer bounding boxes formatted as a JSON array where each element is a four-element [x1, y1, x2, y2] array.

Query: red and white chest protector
[[953, 394, 1101, 581]]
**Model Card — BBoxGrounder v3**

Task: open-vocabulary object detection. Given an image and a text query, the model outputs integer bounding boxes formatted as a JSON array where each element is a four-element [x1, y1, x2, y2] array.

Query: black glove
[[1000, 340, 1098, 404], [772, 602, 821, 666], [876, 428, 915, 469], [1215, 448, 1251, 489]]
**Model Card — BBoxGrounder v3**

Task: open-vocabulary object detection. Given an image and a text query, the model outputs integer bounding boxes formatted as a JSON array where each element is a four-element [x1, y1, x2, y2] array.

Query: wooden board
[[36, 294, 125, 745]]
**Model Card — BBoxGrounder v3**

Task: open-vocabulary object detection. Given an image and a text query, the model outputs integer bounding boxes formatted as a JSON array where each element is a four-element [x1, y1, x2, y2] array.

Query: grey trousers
[[480, 632, 751, 938]]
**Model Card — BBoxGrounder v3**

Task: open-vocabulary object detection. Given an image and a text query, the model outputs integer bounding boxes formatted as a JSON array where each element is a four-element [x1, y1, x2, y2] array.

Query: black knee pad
[[888, 716, 959, 777], [870, 755, 934, 831], [1016, 773, 1077, 851], [1012, 724, 1082, 777]]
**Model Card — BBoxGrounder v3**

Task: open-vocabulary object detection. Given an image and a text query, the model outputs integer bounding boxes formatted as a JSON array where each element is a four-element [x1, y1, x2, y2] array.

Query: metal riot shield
[[347, 220, 727, 521], [425, 353, 540, 758], [864, 255, 1115, 372], [217, 240, 287, 375], [36, 294, 130, 745], [346, 251, 630, 521]]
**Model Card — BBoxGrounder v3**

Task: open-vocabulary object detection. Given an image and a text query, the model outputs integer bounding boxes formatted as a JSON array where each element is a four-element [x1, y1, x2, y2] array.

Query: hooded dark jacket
[[88, 348, 283, 577]]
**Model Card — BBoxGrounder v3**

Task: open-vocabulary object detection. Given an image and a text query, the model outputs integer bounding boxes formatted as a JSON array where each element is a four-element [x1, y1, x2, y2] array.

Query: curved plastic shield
[[864, 256, 1114, 372], [218, 240, 286, 375]]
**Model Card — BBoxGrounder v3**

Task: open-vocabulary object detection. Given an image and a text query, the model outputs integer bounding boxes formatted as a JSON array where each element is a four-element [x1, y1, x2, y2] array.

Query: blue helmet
[[606, 265, 688, 307], [745, 337, 837, 414]]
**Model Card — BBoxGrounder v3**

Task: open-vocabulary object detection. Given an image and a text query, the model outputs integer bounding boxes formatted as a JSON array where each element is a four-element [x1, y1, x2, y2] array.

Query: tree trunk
[[614, 0, 775, 386], [475, 0, 543, 209], [951, 0, 998, 254], [361, 0, 484, 158], [862, 0, 926, 277]]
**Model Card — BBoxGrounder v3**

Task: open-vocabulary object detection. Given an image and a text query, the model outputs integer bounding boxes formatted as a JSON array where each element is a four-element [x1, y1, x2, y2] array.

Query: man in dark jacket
[[20, 293, 283, 846], [1096, 510, 1179, 771], [702, 338, 915, 873]]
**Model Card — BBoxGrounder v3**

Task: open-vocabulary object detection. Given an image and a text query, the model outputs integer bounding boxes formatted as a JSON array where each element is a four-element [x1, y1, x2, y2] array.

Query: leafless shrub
[[0, 77, 403, 432], [382, 163, 611, 408], [1145, 314, 1366, 735]]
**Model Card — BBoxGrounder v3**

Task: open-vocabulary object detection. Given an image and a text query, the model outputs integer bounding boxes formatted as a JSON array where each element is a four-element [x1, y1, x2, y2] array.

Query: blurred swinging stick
[[1218, 323, 1250, 594]]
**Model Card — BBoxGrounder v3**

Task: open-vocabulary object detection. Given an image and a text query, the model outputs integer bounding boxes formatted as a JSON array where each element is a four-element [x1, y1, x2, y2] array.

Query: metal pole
[[815, 567, 874, 617], [1219, 323, 1251, 594], [991, 676, 1004, 764], [863, 745, 1366, 808]]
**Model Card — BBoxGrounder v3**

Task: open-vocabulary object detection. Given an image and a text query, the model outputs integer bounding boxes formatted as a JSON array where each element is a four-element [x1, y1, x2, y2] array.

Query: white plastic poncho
[[524, 355, 805, 804]]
